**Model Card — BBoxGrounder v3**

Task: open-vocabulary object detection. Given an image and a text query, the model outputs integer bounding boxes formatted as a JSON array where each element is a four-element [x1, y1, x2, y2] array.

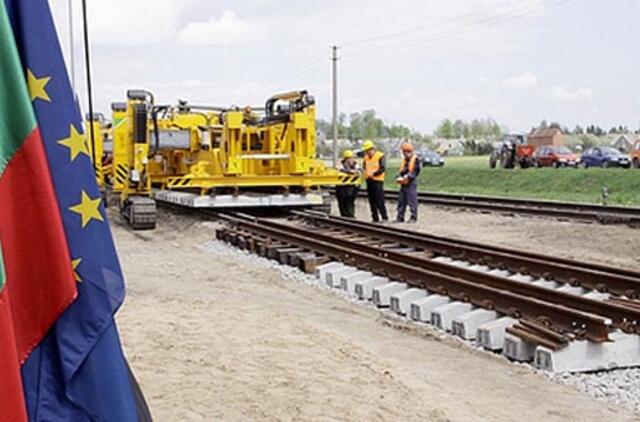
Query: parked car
[[631, 140, 640, 168], [579, 146, 631, 168], [419, 149, 444, 167], [533, 146, 579, 168]]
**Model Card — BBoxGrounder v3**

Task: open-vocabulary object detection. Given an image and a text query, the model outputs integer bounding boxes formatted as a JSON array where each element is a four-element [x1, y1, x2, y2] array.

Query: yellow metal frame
[[107, 90, 361, 203], [85, 118, 104, 188], [110, 97, 153, 203]]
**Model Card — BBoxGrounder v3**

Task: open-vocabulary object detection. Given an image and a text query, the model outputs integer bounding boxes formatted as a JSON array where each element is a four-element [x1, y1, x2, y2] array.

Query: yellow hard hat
[[343, 149, 354, 159], [362, 140, 374, 151]]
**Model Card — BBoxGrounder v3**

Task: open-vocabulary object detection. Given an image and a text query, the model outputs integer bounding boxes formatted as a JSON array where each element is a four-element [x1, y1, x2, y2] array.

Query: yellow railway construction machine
[[85, 112, 110, 191], [107, 89, 359, 229]]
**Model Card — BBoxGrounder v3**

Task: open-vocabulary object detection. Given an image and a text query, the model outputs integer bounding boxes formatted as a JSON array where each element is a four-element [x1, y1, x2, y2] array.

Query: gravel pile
[[548, 369, 640, 413], [201, 240, 320, 289], [204, 239, 640, 416]]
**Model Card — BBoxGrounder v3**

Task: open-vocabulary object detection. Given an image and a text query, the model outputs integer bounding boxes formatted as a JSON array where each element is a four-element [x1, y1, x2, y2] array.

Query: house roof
[[528, 128, 563, 138], [611, 134, 633, 144]]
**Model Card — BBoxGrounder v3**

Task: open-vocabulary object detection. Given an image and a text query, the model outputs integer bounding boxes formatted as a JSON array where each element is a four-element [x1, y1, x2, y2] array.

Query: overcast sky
[[50, 0, 639, 133]]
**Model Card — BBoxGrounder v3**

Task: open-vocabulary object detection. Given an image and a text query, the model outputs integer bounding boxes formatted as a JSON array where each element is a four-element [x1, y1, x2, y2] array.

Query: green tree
[[436, 119, 456, 139], [388, 123, 411, 139], [453, 119, 466, 138]]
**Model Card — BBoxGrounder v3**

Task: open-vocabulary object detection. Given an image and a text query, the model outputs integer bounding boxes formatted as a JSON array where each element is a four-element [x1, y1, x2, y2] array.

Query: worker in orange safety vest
[[362, 140, 389, 223], [395, 141, 421, 223]]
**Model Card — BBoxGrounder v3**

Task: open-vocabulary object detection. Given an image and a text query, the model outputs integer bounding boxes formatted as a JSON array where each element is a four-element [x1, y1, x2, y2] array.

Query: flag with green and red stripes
[[0, 1, 77, 419], [2, 0, 148, 419]]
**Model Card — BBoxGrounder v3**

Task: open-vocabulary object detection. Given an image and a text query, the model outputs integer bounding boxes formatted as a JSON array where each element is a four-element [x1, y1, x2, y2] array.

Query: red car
[[533, 146, 579, 168]]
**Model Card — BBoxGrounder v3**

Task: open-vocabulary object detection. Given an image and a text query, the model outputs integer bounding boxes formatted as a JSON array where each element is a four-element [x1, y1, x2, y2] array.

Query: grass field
[[385, 155, 640, 206]]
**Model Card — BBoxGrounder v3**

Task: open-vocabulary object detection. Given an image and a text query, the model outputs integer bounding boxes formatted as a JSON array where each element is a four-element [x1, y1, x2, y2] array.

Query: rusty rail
[[257, 216, 640, 334], [294, 211, 640, 298], [336, 188, 640, 226], [217, 214, 614, 342]]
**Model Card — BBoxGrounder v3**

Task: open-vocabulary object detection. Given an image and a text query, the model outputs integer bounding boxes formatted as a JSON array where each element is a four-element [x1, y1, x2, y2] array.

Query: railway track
[[214, 211, 640, 372], [342, 189, 640, 225]]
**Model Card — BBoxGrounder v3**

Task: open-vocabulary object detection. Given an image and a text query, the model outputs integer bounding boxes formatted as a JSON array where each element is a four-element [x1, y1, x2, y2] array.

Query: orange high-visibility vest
[[364, 151, 385, 181], [400, 155, 417, 174]]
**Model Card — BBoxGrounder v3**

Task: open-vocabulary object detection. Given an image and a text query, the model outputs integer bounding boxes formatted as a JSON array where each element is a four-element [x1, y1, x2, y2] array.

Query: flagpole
[[81, 0, 97, 173], [68, 0, 75, 92]]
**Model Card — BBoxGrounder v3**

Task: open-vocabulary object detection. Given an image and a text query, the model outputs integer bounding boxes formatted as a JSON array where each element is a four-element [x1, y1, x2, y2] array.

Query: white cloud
[[178, 11, 263, 46], [477, 0, 549, 17], [476, 76, 494, 85], [48, 0, 635, 133], [502, 72, 538, 88], [551, 86, 593, 102], [88, 0, 187, 46]]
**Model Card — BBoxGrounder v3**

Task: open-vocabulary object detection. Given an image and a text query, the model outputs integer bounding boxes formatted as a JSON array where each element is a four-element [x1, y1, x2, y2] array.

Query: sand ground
[[113, 202, 640, 421]]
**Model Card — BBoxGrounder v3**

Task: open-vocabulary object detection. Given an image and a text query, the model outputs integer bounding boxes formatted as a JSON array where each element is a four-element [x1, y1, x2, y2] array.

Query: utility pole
[[331, 45, 338, 168]]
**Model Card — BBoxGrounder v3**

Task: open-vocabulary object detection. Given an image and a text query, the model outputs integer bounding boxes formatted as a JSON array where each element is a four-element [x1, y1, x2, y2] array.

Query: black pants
[[335, 185, 357, 218], [366, 180, 388, 222], [397, 182, 418, 222]]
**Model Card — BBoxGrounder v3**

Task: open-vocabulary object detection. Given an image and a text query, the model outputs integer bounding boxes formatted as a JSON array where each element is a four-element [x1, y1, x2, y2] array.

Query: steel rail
[[294, 211, 640, 297], [409, 192, 640, 225], [337, 188, 640, 225], [218, 215, 612, 342], [253, 216, 640, 334], [418, 191, 640, 215]]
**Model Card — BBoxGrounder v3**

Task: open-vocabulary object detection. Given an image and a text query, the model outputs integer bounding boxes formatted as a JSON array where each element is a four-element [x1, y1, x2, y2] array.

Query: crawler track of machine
[[122, 196, 157, 230]]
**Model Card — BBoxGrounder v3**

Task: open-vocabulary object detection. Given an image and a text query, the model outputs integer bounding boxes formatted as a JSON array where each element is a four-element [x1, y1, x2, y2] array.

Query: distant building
[[611, 134, 635, 152], [434, 138, 464, 156], [527, 128, 565, 147]]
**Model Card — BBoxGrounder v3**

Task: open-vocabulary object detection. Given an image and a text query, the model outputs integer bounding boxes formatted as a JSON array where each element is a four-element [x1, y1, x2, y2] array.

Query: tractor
[[489, 134, 535, 169]]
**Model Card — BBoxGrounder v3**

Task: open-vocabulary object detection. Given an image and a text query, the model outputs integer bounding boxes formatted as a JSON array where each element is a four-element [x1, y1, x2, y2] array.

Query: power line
[[340, 8, 482, 47], [272, 49, 327, 88], [393, 0, 571, 49], [345, 0, 570, 58], [343, 0, 572, 59], [279, 56, 328, 88], [342, 0, 565, 49], [277, 55, 326, 84]]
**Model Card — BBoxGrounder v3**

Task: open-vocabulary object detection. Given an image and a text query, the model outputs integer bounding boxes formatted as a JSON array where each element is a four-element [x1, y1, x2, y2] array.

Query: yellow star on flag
[[69, 191, 104, 228], [27, 69, 51, 102], [58, 124, 89, 161], [71, 258, 83, 282]]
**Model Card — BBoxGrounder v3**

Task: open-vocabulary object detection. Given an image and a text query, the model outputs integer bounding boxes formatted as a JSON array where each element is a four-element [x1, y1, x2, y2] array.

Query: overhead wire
[[273, 50, 328, 89], [284, 62, 327, 89], [340, 8, 482, 47], [273, 50, 326, 83], [277, 53, 326, 83], [345, 0, 569, 58], [385, 0, 572, 50], [342, 0, 572, 59]]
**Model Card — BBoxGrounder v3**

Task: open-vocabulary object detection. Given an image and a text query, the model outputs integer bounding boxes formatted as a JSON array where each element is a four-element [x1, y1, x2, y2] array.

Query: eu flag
[[4, 0, 150, 419]]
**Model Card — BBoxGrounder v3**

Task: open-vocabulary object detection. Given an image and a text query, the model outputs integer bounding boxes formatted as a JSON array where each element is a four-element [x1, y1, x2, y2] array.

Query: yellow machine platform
[[154, 190, 327, 208], [97, 89, 359, 228]]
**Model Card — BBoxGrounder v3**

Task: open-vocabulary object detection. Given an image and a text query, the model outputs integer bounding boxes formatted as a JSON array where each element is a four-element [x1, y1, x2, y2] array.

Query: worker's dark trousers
[[366, 180, 388, 222], [397, 182, 418, 222], [335, 185, 357, 218]]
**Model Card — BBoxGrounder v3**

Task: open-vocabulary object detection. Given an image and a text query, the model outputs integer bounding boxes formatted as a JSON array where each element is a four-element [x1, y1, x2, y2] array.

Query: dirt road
[[114, 207, 639, 421]]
